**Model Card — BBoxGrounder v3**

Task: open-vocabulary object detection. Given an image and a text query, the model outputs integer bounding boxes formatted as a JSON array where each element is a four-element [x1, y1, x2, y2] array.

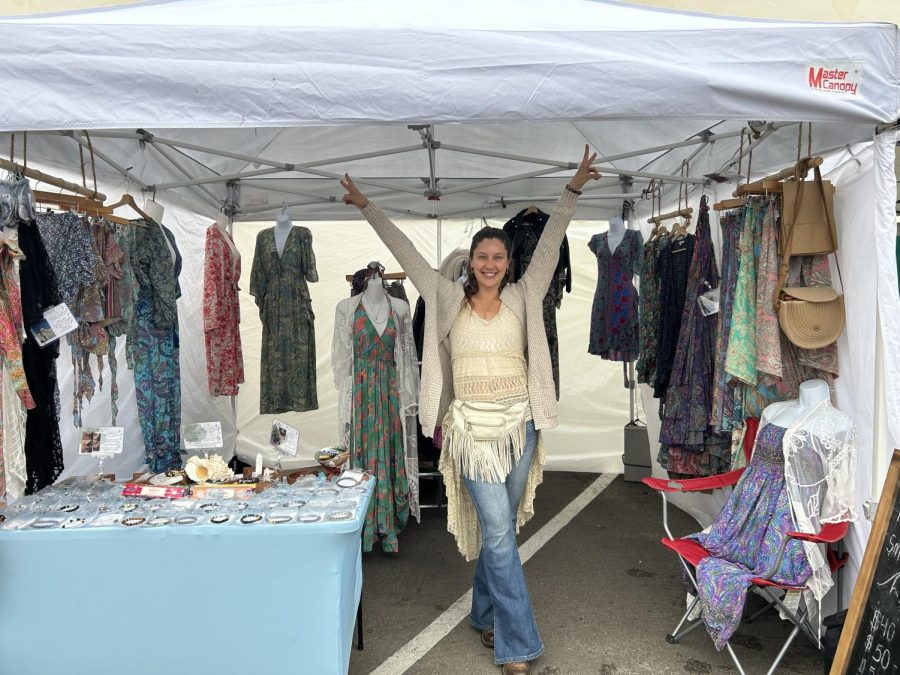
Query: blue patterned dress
[[129, 221, 183, 473], [587, 229, 643, 362], [691, 422, 812, 650]]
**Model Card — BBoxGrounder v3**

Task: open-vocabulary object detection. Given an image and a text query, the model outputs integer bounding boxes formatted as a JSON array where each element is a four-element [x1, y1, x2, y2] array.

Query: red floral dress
[[203, 225, 244, 396]]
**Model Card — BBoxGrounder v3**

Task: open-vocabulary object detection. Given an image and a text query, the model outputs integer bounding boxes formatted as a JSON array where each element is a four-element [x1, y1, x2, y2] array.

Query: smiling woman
[[340, 146, 600, 675]]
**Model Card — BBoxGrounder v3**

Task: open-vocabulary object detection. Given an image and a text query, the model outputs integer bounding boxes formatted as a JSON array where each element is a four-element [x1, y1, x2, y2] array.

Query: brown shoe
[[500, 663, 529, 674], [480, 629, 495, 649]]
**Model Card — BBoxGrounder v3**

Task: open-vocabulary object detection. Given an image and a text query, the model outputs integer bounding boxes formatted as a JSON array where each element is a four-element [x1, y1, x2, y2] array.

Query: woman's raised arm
[[341, 173, 441, 293]]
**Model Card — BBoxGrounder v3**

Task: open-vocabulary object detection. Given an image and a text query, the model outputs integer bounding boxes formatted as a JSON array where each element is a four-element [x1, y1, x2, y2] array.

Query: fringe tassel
[[445, 418, 527, 484]]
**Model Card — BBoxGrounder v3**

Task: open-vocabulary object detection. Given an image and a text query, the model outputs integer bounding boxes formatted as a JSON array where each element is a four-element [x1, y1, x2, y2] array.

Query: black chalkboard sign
[[833, 449, 900, 675]]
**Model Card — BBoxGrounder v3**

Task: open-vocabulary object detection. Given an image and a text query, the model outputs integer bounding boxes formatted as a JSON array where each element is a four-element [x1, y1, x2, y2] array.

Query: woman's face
[[470, 237, 509, 292]]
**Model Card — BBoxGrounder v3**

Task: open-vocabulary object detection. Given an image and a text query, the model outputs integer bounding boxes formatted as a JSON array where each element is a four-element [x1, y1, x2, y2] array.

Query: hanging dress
[[128, 220, 183, 473], [587, 228, 643, 362], [636, 233, 668, 385], [653, 233, 695, 399], [710, 206, 745, 433], [16, 214, 63, 494], [503, 209, 572, 399], [351, 304, 410, 552], [203, 225, 244, 397], [250, 226, 318, 414], [658, 199, 730, 477]]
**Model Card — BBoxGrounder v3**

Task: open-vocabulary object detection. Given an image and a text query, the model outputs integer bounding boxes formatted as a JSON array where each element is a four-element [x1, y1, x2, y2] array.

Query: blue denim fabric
[[464, 421, 543, 665]]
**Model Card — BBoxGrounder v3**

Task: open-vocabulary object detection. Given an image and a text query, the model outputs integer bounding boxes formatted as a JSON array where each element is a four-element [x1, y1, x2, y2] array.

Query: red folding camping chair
[[642, 419, 850, 675]]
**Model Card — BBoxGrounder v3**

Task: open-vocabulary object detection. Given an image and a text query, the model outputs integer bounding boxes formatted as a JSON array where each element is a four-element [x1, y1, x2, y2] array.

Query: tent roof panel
[[0, 0, 896, 130]]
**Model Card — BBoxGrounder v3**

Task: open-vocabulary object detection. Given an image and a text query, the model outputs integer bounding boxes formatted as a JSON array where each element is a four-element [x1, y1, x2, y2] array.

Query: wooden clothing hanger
[[104, 193, 153, 221]]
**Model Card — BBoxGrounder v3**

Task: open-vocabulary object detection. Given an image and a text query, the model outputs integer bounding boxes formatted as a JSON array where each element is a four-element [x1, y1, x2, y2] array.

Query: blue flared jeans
[[463, 420, 543, 665]]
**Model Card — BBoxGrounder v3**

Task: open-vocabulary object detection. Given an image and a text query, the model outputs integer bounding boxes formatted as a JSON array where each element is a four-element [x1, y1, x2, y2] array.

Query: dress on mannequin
[[587, 221, 643, 362], [332, 273, 420, 552], [250, 219, 318, 414], [686, 378, 856, 649]]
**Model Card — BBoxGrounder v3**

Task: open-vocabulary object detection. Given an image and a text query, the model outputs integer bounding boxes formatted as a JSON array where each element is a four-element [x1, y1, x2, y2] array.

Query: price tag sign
[[270, 420, 300, 457], [79, 427, 124, 458], [30, 303, 78, 347], [182, 422, 224, 450]]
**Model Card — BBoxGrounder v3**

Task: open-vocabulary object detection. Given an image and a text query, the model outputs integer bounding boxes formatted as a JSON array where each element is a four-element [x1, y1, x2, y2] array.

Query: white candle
[[255, 452, 263, 477]]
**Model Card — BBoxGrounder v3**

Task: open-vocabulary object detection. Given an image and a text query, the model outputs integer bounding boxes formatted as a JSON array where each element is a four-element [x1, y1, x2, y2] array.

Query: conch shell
[[184, 454, 233, 483]]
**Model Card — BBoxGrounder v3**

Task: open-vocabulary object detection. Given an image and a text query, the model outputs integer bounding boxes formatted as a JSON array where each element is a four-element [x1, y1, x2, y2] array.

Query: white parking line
[[369, 472, 617, 675]]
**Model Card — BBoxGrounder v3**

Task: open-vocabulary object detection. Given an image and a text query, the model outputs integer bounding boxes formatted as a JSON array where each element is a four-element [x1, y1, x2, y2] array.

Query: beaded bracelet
[[564, 184, 582, 195], [240, 514, 262, 525], [121, 516, 146, 527]]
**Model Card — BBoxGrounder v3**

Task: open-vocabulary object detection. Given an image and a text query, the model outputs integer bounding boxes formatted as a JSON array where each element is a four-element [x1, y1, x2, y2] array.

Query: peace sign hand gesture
[[568, 145, 601, 192], [340, 173, 369, 209]]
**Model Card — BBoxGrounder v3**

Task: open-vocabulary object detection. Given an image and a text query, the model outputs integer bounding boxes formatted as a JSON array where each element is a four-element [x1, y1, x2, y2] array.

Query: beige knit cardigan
[[361, 191, 580, 560]]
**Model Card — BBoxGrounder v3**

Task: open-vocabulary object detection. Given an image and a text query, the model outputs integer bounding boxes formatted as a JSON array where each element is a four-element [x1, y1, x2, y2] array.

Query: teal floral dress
[[352, 305, 410, 552]]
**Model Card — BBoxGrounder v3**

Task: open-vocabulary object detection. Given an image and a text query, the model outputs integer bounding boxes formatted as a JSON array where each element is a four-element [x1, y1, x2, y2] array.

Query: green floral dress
[[249, 227, 318, 414], [352, 305, 410, 552]]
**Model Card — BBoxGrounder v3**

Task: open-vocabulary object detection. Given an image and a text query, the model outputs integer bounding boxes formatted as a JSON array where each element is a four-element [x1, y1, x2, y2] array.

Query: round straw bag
[[777, 286, 845, 349]]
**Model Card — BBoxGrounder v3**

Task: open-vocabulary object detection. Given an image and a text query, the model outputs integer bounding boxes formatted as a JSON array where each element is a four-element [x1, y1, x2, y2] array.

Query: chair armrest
[[642, 468, 745, 494], [787, 521, 849, 544]]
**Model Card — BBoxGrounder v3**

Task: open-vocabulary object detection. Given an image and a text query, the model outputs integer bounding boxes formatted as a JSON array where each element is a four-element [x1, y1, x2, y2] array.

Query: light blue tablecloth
[[0, 481, 373, 675]]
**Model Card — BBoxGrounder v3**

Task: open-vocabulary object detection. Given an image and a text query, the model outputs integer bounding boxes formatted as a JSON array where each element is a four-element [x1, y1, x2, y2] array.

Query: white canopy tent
[[0, 0, 898, 607]]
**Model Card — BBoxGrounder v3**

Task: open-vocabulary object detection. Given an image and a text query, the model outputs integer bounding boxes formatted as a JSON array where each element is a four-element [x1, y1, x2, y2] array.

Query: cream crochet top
[[450, 303, 530, 413]]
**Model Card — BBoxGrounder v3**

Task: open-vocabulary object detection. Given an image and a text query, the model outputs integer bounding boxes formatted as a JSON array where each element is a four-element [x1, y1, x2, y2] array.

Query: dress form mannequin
[[361, 273, 390, 336], [216, 212, 240, 267], [607, 214, 626, 253], [762, 379, 831, 428], [275, 205, 293, 257], [144, 198, 176, 264]]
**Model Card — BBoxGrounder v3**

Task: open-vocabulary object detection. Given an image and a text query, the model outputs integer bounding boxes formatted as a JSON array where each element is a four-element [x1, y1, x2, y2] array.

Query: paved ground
[[349, 473, 822, 675]]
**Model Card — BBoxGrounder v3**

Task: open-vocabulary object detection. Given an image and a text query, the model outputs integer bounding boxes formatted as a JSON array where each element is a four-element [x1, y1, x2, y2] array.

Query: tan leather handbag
[[779, 165, 838, 256], [774, 190, 845, 350]]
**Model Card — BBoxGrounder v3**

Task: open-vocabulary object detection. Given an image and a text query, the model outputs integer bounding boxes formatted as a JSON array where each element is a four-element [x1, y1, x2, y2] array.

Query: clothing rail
[[732, 156, 822, 197], [647, 207, 692, 225], [0, 158, 105, 200]]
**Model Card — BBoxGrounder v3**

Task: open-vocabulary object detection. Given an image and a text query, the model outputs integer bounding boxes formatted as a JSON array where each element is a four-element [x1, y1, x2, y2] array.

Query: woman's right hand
[[340, 173, 369, 209]]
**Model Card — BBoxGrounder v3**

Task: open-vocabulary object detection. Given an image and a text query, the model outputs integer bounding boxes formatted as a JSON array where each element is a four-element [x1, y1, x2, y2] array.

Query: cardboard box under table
[[0, 480, 374, 675]]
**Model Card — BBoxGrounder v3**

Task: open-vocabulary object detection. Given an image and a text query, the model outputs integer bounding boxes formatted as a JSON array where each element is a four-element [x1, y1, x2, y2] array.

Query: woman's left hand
[[568, 145, 601, 192]]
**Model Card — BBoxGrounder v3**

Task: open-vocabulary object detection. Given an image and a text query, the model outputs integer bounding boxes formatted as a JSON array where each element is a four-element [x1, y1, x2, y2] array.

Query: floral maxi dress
[[352, 305, 410, 553]]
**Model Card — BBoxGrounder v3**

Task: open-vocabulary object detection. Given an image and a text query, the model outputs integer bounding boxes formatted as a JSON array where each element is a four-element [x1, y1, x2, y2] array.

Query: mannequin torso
[[144, 199, 176, 264], [215, 214, 240, 269], [361, 274, 391, 336], [607, 214, 626, 254], [762, 379, 830, 428], [274, 213, 293, 257]]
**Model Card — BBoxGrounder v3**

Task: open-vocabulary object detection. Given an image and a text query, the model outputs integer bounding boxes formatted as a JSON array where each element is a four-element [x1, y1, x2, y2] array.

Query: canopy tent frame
[[16, 123, 803, 223]]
